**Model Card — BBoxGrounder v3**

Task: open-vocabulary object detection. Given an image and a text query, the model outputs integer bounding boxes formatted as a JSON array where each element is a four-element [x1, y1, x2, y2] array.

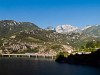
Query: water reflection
[[0, 58, 100, 75]]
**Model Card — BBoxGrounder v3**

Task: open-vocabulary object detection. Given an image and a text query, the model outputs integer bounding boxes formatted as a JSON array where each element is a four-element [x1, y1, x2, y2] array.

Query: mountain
[[0, 20, 100, 55], [55, 24, 100, 37], [0, 20, 75, 54], [81, 25, 92, 30], [0, 20, 39, 35], [82, 25, 100, 37], [56, 24, 79, 33]]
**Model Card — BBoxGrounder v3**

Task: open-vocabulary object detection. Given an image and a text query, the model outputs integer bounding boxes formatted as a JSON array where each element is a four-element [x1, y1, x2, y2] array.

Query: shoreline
[[55, 49, 100, 67]]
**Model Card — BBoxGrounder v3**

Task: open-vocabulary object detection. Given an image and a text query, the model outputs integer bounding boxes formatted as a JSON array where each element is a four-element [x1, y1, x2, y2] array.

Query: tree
[[95, 41, 100, 48], [86, 41, 95, 48]]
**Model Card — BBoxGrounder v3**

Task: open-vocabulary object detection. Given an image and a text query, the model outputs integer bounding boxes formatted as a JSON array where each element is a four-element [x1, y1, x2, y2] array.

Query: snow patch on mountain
[[82, 25, 92, 30], [56, 24, 79, 33]]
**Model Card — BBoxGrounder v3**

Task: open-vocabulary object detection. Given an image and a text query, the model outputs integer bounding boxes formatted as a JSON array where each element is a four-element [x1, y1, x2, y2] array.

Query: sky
[[0, 0, 100, 28]]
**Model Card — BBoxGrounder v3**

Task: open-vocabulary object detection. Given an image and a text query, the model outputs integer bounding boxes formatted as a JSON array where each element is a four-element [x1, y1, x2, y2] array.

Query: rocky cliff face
[[56, 24, 79, 33]]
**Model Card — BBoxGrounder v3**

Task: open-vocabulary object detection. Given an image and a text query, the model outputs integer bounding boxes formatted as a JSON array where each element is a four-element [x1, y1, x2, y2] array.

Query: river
[[0, 57, 100, 75]]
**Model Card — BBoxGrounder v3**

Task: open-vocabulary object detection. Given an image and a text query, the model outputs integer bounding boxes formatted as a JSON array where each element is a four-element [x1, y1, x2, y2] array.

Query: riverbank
[[56, 49, 100, 67]]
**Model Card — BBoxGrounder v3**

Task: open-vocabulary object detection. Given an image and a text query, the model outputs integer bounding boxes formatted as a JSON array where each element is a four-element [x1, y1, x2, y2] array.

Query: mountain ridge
[[0, 20, 100, 54], [0, 20, 40, 36], [55, 24, 100, 36]]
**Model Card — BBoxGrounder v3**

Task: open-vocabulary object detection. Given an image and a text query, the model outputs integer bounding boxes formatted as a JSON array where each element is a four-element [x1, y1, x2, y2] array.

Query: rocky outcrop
[[56, 24, 79, 33]]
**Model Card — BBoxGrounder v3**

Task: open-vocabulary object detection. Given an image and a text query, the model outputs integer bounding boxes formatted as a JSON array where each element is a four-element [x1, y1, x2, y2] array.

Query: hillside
[[0, 20, 100, 55], [0, 20, 74, 54], [82, 25, 100, 37], [0, 20, 39, 36]]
